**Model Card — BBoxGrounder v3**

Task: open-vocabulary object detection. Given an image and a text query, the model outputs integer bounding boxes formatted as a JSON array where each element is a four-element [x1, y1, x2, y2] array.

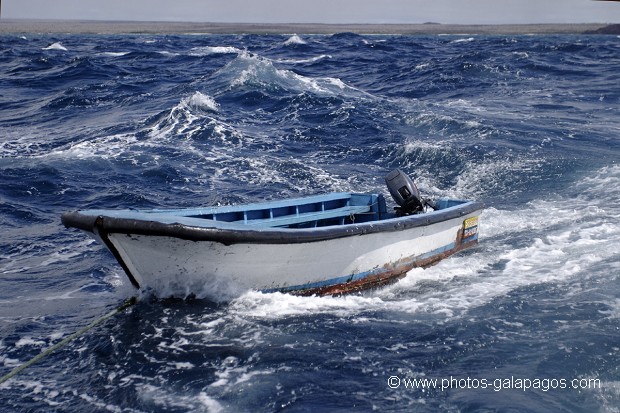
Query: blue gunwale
[[77, 192, 386, 229], [62, 192, 484, 245]]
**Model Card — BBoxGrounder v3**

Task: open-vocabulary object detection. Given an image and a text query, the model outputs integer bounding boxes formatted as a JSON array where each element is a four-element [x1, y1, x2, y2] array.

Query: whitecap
[[157, 50, 179, 57], [181, 91, 220, 112], [15, 336, 46, 348], [220, 52, 374, 99], [43, 133, 139, 160], [284, 34, 307, 46], [274, 54, 331, 64], [189, 45, 242, 56], [148, 91, 220, 141], [42, 42, 68, 51], [98, 51, 129, 57], [452, 37, 475, 44]]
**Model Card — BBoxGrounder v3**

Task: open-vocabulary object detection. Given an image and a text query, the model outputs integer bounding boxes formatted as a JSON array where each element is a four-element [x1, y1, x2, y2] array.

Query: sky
[[3, 0, 620, 25]]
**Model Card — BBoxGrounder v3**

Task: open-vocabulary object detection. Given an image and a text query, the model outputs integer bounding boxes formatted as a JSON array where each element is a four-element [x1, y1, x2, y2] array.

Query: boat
[[61, 170, 483, 299]]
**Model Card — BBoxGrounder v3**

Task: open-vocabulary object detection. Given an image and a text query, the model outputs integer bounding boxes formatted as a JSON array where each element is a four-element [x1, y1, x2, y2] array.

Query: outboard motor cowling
[[385, 169, 425, 215]]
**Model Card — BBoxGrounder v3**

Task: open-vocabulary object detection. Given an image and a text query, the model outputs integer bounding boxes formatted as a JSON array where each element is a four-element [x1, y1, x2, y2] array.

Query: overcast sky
[[3, 0, 620, 24]]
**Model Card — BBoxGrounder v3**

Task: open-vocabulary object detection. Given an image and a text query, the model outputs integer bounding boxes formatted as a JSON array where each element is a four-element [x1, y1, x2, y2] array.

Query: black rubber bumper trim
[[61, 201, 484, 246]]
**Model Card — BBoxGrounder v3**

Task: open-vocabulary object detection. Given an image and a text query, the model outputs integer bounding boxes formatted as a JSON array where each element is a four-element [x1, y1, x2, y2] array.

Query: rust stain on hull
[[291, 231, 479, 297]]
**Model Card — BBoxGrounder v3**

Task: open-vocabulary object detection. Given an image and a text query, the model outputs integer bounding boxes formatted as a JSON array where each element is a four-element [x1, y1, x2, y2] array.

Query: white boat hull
[[104, 211, 479, 300], [62, 192, 483, 299]]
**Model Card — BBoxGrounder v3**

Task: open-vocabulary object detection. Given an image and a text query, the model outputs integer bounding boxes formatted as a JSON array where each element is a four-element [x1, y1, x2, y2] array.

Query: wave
[[148, 91, 220, 140], [179, 91, 220, 112], [42, 42, 67, 51], [274, 54, 331, 64], [98, 51, 130, 57], [283, 34, 307, 46], [214, 51, 372, 99], [136, 384, 224, 412], [189, 45, 243, 56], [377, 132, 547, 202], [44, 133, 140, 160], [452, 37, 475, 44], [156, 50, 180, 57]]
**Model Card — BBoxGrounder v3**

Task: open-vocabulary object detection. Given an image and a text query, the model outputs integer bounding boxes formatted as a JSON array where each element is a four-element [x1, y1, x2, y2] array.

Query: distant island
[[0, 20, 619, 35], [584, 23, 620, 34]]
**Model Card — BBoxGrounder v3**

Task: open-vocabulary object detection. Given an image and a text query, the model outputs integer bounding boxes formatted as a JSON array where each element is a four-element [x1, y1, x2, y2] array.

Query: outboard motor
[[385, 169, 425, 215]]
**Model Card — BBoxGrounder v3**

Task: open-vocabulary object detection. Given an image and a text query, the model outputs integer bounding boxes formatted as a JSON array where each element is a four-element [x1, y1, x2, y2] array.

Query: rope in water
[[0, 296, 137, 386]]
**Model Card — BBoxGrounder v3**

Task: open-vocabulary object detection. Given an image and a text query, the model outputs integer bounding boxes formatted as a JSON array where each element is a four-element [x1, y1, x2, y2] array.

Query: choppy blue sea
[[1, 31, 619, 412]]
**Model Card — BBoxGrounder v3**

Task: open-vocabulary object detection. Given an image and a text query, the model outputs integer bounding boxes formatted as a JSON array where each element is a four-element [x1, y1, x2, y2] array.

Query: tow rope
[[0, 296, 137, 385]]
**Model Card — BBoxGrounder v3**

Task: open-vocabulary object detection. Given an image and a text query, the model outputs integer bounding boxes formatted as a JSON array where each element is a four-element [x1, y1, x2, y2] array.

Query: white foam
[[415, 62, 431, 70], [171, 362, 194, 369], [137, 383, 224, 412], [42, 133, 139, 160], [284, 34, 307, 46], [229, 290, 384, 318], [79, 393, 122, 412], [0, 355, 21, 369], [402, 140, 450, 154], [449, 156, 544, 199], [98, 52, 129, 57], [15, 336, 46, 347], [275, 54, 331, 64], [216, 156, 344, 192], [181, 91, 220, 113], [189, 46, 242, 56], [221, 52, 374, 99], [452, 37, 475, 43], [148, 91, 220, 141], [42, 42, 68, 51], [205, 353, 279, 394], [157, 50, 179, 57], [196, 393, 225, 413], [0, 128, 54, 158]]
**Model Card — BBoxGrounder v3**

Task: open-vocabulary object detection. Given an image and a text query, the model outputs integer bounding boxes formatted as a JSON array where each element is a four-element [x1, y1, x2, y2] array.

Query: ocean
[[0, 31, 619, 412]]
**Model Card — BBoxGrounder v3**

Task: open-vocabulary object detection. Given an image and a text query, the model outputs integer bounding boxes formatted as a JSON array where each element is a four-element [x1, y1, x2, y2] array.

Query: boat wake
[[222, 165, 620, 322]]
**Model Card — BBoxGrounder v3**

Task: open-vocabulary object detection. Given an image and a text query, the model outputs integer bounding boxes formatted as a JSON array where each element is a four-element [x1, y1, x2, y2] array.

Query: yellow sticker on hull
[[464, 216, 478, 228], [463, 216, 479, 238]]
